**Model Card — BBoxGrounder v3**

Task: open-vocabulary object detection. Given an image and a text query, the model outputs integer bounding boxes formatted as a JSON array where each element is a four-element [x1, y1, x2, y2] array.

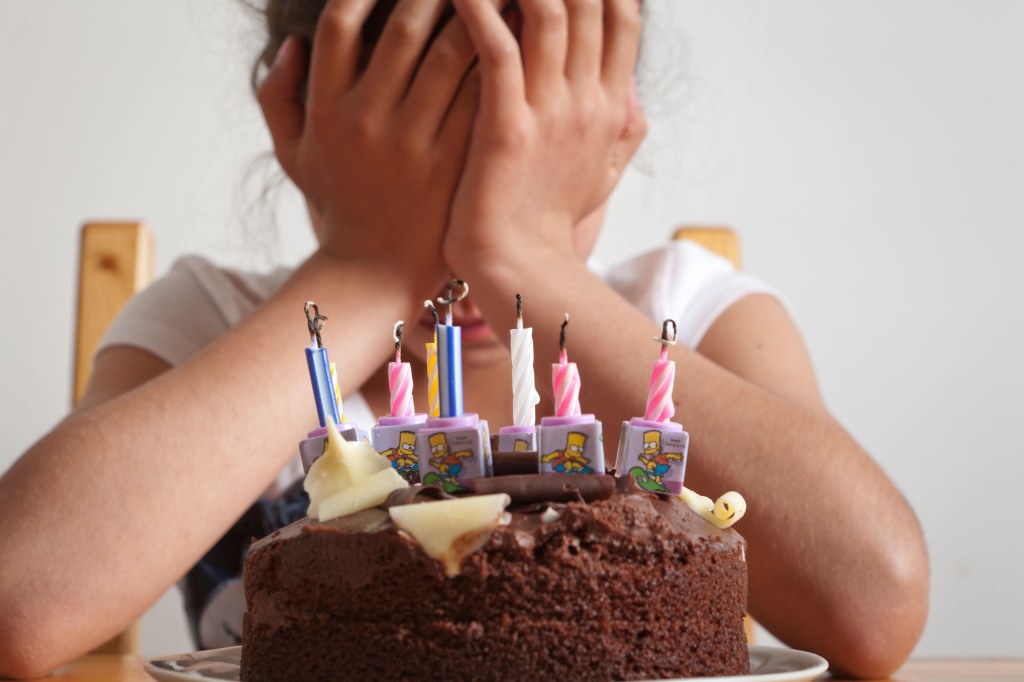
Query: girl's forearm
[[0, 251, 435, 677], [461, 248, 928, 676]]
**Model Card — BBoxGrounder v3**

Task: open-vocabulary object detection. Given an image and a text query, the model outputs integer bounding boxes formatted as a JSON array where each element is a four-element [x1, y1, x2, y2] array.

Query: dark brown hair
[[250, 0, 408, 92]]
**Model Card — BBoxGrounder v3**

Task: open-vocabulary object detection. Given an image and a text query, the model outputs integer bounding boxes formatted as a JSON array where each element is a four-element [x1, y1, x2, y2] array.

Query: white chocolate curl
[[679, 486, 746, 529], [388, 361, 414, 417], [389, 494, 511, 576], [510, 326, 540, 426], [304, 419, 407, 522]]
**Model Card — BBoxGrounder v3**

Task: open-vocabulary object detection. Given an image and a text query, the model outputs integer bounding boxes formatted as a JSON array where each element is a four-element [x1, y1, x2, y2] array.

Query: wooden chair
[[73, 221, 155, 653], [673, 226, 741, 269]]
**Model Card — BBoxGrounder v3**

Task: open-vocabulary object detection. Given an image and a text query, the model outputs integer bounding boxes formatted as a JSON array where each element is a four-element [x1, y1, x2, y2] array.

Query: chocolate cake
[[241, 475, 749, 681]]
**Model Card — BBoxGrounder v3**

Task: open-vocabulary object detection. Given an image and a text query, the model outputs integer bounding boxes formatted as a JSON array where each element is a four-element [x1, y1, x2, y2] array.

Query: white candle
[[510, 294, 540, 427]]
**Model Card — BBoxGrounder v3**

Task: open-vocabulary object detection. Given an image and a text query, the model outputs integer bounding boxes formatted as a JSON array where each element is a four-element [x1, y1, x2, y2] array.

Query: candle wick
[[559, 348, 568, 365], [659, 346, 669, 362], [304, 300, 327, 348], [559, 312, 569, 353]]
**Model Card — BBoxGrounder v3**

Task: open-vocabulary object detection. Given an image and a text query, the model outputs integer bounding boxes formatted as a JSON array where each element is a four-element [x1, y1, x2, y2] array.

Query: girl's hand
[[445, 0, 647, 274], [257, 0, 481, 289]]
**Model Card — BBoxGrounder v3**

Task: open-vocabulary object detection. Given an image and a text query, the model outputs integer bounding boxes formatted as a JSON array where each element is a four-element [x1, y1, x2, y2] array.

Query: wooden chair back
[[73, 221, 155, 654], [673, 226, 741, 269]]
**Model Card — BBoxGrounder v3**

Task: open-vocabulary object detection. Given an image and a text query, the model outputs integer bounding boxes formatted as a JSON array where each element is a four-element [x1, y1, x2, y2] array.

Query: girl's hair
[[251, 0, 418, 93]]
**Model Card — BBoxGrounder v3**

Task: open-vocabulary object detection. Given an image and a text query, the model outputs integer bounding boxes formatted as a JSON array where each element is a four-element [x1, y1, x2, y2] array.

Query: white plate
[[145, 644, 827, 681]]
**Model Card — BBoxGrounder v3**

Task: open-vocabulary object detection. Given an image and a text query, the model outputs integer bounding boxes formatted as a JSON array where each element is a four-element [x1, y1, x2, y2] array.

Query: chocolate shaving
[[492, 452, 540, 477], [465, 474, 615, 506], [381, 485, 455, 510]]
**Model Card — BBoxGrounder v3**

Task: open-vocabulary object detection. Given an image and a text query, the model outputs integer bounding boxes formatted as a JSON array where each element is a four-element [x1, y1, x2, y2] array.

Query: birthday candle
[[510, 294, 540, 427], [436, 280, 468, 418], [329, 361, 345, 424], [644, 320, 677, 423], [552, 313, 582, 418], [388, 321, 415, 418], [304, 301, 342, 428], [424, 300, 440, 418]]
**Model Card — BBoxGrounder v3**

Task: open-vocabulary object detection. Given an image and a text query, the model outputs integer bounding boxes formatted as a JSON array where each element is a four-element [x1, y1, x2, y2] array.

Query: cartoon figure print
[[422, 432, 472, 493], [512, 438, 530, 453], [380, 430, 419, 483], [542, 431, 594, 474], [630, 430, 683, 492]]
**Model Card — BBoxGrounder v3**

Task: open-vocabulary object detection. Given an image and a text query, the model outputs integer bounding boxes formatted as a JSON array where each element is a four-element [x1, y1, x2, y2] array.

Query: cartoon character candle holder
[[371, 321, 427, 483], [538, 314, 605, 475], [299, 301, 371, 471], [414, 280, 493, 493], [416, 415, 492, 493], [615, 320, 689, 494]]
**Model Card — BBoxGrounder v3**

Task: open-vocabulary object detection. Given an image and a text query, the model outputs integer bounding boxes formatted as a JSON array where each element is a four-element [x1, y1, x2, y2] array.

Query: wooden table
[[14, 656, 1023, 681]]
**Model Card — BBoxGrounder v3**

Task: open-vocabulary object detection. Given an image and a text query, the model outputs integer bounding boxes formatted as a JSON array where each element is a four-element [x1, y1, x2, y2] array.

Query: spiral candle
[[643, 350, 676, 422], [329, 361, 345, 424], [388, 361, 415, 417], [552, 350, 582, 418], [426, 342, 440, 418], [510, 295, 540, 427]]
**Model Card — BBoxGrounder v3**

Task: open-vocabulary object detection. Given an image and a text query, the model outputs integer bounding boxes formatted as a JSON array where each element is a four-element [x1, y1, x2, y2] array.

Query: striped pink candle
[[388, 321, 415, 417], [643, 345, 675, 422], [552, 314, 582, 417]]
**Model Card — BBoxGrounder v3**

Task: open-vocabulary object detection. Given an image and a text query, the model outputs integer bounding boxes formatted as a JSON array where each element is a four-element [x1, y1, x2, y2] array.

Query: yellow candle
[[426, 341, 440, 418], [329, 361, 345, 424]]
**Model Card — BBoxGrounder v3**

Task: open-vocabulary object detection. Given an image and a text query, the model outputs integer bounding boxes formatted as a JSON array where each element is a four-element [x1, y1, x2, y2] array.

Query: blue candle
[[304, 301, 343, 428], [435, 280, 468, 418], [306, 344, 342, 428], [436, 322, 463, 417]]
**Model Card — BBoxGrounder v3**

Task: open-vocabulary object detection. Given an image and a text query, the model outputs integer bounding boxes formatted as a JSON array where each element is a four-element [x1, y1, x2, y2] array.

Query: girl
[[0, 0, 928, 678]]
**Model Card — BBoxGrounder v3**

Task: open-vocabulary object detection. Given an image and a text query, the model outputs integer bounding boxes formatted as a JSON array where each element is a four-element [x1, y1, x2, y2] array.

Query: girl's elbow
[[830, 540, 930, 678], [0, 600, 78, 679]]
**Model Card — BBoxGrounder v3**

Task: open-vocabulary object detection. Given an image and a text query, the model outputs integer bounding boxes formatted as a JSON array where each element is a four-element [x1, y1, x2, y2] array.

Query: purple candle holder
[[415, 413, 491, 494], [298, 422, 372, 472], [615, 417, 689, 494], [538, 414, 605, 475], [497, 424, 539, 453], [372, 414, 428, 484]]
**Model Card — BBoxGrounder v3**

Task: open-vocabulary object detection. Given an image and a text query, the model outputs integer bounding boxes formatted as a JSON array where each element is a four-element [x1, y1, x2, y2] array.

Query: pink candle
[[388, 321, 416, 417], [643, 320, 678, 422], [552, 314, 582, 417]]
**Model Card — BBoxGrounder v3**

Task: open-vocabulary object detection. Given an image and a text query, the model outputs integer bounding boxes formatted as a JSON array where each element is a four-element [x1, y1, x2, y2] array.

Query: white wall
[[2, 0, 1022, 659]]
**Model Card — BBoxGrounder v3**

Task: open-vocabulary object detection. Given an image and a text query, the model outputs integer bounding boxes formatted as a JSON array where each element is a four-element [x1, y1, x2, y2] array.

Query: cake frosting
[[241, 475, 749, 680]]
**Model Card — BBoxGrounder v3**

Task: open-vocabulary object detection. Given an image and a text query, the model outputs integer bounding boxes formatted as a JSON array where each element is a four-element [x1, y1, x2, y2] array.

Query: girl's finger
[[306, 0, 377, 110], [438, 68, 482, 155], [518, 0, 569, 104], [362, 0, 452, 106], [452, 0, 526, 122], [256, 36, 308, 177], [403, 15, 478, 137], [601, 0, 642, 99], [564, 0, 603, 83]]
